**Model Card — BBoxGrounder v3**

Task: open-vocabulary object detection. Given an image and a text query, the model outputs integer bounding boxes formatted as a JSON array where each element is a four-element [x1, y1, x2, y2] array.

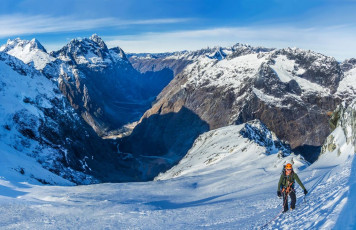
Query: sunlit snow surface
[[0, 122, 354, 229]]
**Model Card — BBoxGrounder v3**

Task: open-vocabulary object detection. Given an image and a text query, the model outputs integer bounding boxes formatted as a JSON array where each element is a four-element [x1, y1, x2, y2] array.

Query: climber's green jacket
[[277, 172, 306, 192]]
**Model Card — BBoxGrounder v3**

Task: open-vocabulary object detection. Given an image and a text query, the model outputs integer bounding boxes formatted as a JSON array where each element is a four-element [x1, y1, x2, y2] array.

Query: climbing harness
[[282, 181, 294, 195]]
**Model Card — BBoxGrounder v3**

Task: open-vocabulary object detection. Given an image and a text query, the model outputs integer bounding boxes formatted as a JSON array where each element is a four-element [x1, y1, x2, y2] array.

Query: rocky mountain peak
[[0, 38, 54, 70], [207, 46, 226, 60], [0, 38, 47, 53], [51, 35, 111, 66], [89, 34, 107, 50], [29, 38, 47, 53], [109, 46, 128, 61]]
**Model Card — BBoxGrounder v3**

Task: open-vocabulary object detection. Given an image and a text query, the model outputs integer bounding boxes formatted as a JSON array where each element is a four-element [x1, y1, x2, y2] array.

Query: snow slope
[[155, 120, 297, 180], [1, 108, 355, 229], [0, 52, 84, 185], [0, 159, 352, 229]]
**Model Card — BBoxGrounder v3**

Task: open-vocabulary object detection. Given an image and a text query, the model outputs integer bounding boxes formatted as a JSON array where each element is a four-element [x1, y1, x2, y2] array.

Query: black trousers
[[282, 190, 296, 212]]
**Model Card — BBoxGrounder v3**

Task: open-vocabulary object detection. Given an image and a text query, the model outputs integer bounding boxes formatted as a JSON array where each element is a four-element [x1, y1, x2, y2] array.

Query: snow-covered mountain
[[0, 51, 141, 184], [1, 32, 356, 228], [1, 35, 173, 136], [49, 34, 173, 136], [0, 38, 55, 70], [121, 46, 355, 164]]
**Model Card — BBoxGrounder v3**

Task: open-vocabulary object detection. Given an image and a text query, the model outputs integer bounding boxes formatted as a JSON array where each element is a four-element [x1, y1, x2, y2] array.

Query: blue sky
[[0, 0, 356, 60]]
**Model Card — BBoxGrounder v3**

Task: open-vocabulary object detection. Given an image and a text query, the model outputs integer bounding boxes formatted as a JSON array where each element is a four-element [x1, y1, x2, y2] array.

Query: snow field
[[1, 122, 346, 230]]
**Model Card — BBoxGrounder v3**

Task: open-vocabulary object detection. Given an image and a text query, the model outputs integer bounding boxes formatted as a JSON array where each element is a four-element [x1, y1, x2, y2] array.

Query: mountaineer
[[277, 163, 308, 212]]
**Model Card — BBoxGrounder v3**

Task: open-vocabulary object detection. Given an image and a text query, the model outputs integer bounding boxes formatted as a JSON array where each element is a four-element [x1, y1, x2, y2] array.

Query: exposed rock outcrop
[[321, 99, 356, 158]]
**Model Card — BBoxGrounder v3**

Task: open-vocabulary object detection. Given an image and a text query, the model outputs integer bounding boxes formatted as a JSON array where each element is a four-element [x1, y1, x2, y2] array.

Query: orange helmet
[[285, 163, 293, 169]]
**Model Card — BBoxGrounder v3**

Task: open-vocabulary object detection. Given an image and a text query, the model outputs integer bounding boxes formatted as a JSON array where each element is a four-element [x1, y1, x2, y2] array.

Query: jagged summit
[[29, 38, 47, 52], [89, 34, 107, 49], [0, 37, 47, 53], [51, 34, 129, 67], [0, 37, 54, 70], [109, 46, 128, 61]]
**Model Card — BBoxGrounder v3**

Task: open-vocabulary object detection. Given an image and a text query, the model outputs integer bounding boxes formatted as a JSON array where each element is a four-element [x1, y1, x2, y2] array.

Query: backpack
[[281, 164, 286, 175]]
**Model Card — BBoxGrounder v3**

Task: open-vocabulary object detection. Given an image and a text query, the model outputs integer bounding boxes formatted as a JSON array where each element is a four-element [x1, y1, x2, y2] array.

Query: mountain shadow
[[292, 145, 321, 163], [119, 106, 210, 179]]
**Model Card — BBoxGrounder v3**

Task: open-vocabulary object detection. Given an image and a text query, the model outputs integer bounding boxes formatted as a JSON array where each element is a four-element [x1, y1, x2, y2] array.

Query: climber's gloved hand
[[277, 191, 282, 198], [304, 189, 308, 195]]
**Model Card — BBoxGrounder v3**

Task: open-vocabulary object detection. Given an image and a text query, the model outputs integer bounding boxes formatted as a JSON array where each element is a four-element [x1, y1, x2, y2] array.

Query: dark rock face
[[275, 48, 342, 92], [37, 98, 141, 183], [236, 93, 341, 148], [121, 107, 209, 156], [120, 107, 209, 179], [47, 35, 173, 136], [239, 120, 291, 155]]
